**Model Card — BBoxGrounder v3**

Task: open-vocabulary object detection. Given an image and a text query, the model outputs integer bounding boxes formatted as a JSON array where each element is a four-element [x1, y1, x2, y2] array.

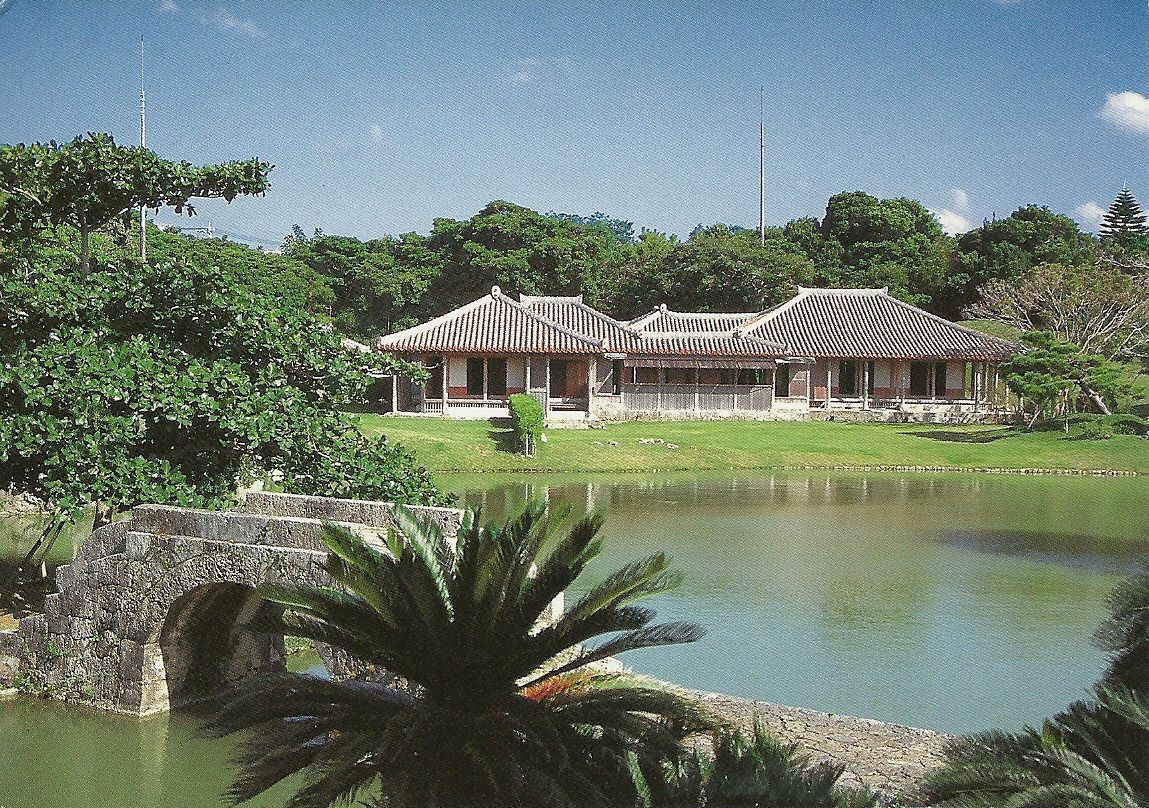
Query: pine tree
[[1099, 187, 1149, 240]]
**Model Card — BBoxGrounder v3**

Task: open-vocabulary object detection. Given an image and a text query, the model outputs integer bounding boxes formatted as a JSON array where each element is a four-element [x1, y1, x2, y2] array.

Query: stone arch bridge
[[0, 492, 461, 715]]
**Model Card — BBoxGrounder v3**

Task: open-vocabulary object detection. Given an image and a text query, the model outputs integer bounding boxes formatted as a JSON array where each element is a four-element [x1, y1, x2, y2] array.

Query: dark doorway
[[487, 358, 507, 397], [466, 357, 484, 396]]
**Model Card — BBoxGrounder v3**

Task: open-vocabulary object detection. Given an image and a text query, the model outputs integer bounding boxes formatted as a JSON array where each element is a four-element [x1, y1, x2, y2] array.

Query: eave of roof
[[740, 287, 1019, 360]]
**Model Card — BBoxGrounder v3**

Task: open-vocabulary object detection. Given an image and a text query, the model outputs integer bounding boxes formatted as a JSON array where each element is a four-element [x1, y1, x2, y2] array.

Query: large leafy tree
[[966, 262, 1149, 361], [0, 228, 446, 527], [207, 500, 714, 808], [948, 205, 1096, 315], [0, 133, 270, 272], [618, 224, 813, 314], [815, 191, 951, 311], [282, 228, 444, 338], [425, 200, 620, 309]]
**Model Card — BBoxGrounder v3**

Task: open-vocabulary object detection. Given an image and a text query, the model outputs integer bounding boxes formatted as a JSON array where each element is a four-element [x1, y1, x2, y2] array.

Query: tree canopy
[[0, 224, 446, 524], [0, 133, 270, 271]]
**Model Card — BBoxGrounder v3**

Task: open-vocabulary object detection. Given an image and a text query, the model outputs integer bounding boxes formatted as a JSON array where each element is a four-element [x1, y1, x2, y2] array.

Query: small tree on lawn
[[509, 393, 545, 455], [1003, 332, 1133, 428]]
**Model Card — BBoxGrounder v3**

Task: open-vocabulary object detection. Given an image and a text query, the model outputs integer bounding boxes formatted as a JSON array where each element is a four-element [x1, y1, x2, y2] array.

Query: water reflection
[[442, 470, 1148, 733]]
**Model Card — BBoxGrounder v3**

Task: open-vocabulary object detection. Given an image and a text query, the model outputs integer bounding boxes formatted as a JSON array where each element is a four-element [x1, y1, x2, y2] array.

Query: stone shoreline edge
[[686, 688, 950, 803]]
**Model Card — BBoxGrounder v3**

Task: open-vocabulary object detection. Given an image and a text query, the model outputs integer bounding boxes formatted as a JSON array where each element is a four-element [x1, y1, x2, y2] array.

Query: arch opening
[[158, 583, 286, 709]]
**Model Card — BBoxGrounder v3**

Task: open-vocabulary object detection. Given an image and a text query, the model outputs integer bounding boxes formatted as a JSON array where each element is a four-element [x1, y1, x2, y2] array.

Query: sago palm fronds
[[205, 499, 715, 808]]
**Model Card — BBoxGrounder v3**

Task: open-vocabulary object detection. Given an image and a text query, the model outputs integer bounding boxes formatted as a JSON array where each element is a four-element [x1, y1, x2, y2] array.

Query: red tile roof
[[740, 288, 1017, 360], [376, 286, 1017, 362], [376, 287, 602, 354]]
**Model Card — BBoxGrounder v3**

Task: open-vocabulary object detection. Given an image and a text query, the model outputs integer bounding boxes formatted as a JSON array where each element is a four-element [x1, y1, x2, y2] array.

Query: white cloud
[[1099, 91, 1149, 135], [212, 8, 266, 40], [369, 123, 386, 144], [1074, 201, 1106, 230], [950, 188, 970, 212], [934, 209, 974, 235], [157, 0, 179, 13], [507, 58, 540, 86], [931, 188, 974, 235]]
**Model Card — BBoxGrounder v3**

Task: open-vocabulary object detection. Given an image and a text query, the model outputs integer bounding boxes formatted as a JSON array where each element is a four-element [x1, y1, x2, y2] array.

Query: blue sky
[[1, 1, 1146, 246]]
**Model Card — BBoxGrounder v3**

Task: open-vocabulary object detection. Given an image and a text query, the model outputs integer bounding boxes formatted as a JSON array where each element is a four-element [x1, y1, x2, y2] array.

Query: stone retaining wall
[[690, 690, 949, 803]]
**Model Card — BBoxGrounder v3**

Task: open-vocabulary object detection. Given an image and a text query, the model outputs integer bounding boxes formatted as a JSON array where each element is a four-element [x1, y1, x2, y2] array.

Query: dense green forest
[[274, 192, 1149, 420], [275, 193, 1148, 351]]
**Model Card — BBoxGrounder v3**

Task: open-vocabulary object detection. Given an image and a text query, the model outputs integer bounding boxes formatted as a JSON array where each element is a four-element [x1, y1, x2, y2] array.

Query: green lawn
[[357, 415, 1148, 474]]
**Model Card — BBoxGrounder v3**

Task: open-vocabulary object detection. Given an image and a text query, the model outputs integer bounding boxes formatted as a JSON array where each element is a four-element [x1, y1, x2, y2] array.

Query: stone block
[[124, 531, 152, 560], [75, 520, 129, 563], [0, 654, 20, 685]]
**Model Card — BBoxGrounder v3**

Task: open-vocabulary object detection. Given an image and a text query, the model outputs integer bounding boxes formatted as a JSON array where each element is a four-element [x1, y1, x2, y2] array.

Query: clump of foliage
[[207, 500, 714, 807], [634, 720, 882, 808], [1002, 332, 1135, 427], [920, 564, 1149, 808], [0, 228, 447, 525], [508, 392, 545, 455], [0, 132, 270, 272]]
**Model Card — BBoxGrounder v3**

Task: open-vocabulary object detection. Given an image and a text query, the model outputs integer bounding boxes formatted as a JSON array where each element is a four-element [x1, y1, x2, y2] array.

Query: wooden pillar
[[828, 361, 836, 409], [526, 354, 532, 391], [586, 358, 595, 416], [391, 374, 398, 413], [862, 361, 870, 410], [482, 357, 488, 401], [545, 356, 551, 415], [656, 362, 662, 412], [973, 362, 981, 413], [694, 367, 700, 411], [441, 358, 449, 415]]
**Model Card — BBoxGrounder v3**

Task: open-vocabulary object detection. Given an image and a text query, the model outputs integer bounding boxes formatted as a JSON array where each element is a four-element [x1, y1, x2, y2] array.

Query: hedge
[[508, 393, 544, 455]]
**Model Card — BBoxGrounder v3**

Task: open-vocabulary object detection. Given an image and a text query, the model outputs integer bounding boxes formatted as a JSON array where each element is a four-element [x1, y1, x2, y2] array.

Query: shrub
[[508, 392, 545, 455]]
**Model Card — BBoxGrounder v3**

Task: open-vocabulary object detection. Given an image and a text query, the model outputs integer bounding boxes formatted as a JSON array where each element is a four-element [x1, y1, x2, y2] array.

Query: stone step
[[131, 505, 336, 550], [241, 492, 461, 537]]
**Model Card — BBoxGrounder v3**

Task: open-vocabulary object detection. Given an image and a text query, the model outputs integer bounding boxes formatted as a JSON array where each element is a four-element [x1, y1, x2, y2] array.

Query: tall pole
[[139, 36, 147, 265], [759, 86, 765, 247]]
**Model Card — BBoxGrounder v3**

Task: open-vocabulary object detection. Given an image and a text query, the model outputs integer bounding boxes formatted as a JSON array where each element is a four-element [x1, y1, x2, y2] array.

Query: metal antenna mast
[[139, 36, 147, 265], [759, 86, 765, 246]]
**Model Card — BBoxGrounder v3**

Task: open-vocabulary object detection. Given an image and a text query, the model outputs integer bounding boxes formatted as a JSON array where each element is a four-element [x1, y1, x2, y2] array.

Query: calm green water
[[1, 470, 1146, 807]]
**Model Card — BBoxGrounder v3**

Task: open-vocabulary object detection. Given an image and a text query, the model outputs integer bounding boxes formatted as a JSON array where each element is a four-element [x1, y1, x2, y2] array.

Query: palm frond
[[522, 621, 705, 689], [566, 552, 683, 623]]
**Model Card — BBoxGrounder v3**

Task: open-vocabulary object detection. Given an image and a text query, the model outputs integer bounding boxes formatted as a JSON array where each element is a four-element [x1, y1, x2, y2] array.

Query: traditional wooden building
[[376, 285, 1017, 422]]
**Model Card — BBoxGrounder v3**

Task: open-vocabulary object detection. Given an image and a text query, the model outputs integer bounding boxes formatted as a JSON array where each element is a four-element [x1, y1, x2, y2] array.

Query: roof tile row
[[377, 286, 1017, 361]]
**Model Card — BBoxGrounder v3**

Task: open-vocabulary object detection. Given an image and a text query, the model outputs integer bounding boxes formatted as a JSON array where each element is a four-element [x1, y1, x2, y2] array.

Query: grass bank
[[357, 415, 1148, 475]]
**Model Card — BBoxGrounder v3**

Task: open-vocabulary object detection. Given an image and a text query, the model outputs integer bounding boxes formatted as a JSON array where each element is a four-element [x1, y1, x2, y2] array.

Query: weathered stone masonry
[[0, 492, 461, 715]]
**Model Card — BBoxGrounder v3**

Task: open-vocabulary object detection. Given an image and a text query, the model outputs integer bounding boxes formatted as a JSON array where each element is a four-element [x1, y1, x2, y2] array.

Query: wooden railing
[[623, 384, 773, 412]]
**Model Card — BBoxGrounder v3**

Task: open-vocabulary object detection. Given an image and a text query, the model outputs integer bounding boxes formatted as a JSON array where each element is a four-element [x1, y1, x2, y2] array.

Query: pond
[[443, 470, 1148, 735], [1, 470, 1146, 808]]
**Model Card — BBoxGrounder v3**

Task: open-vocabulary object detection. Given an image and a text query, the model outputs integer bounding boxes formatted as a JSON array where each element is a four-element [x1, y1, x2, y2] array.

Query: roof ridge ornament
[[491, 285, 501, 298]]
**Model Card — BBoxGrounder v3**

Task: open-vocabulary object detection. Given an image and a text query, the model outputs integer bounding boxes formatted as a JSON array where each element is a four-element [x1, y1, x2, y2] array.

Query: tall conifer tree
[[1099, 187, 1149, 240]]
